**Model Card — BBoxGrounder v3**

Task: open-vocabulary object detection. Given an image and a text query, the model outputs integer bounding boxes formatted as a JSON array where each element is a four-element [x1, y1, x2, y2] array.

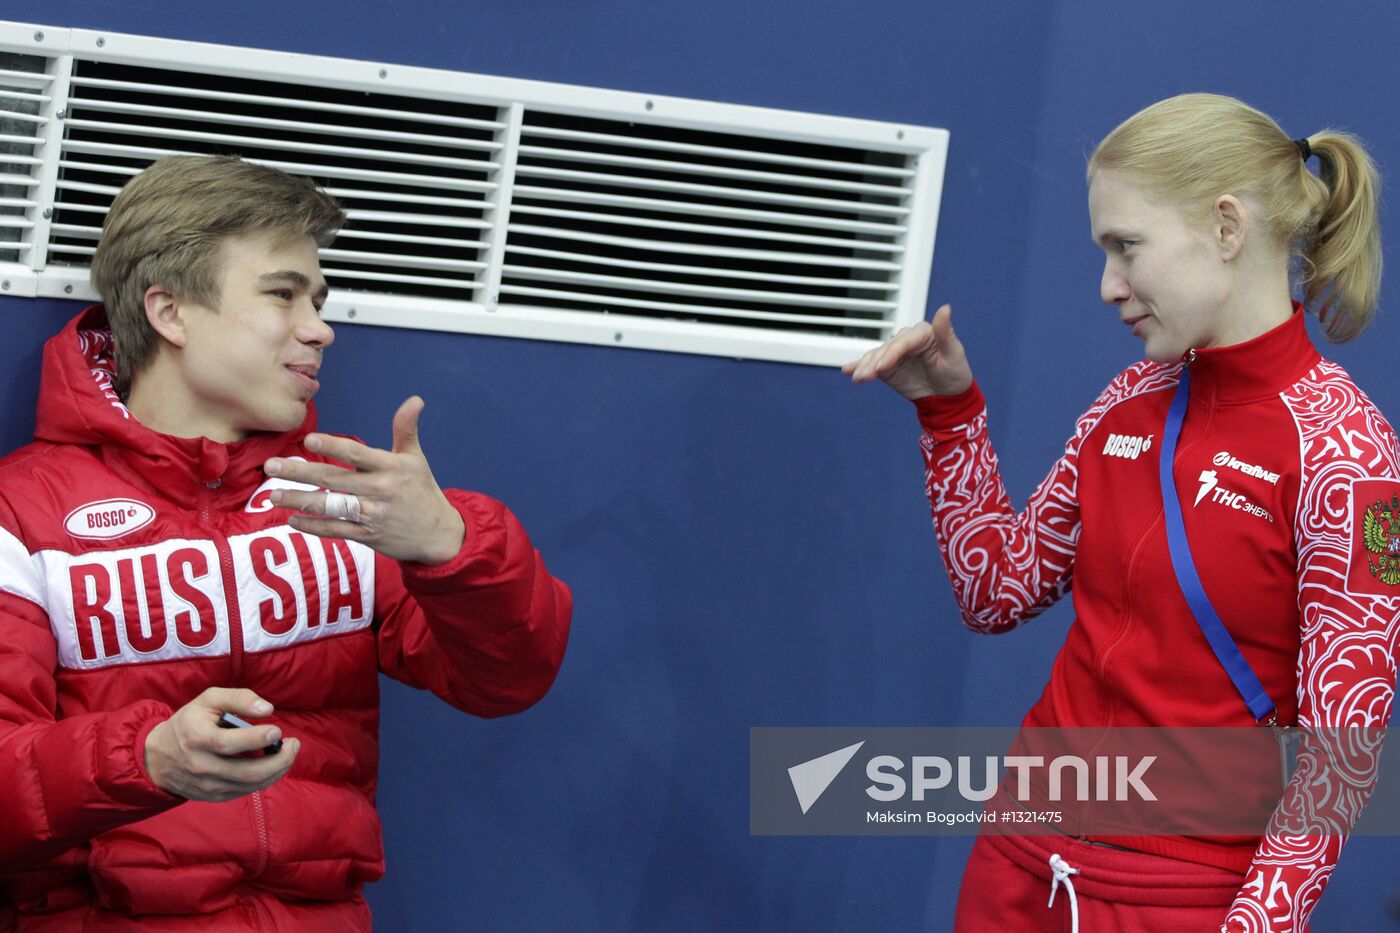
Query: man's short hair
[[89, 155, 345, 397]]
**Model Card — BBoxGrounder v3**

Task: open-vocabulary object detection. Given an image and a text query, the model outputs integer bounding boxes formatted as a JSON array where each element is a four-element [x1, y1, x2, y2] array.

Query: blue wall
[[3, 1, 1398, 929]]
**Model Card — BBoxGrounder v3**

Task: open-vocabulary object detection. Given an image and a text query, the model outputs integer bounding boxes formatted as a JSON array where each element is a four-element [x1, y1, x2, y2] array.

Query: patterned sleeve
[[916, 364, 1173, 633], [1224, 364, 1400, 932]]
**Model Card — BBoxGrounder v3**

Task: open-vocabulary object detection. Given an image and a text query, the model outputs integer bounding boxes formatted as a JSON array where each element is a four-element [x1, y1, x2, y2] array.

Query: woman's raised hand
[[842, 304, 973, 400]]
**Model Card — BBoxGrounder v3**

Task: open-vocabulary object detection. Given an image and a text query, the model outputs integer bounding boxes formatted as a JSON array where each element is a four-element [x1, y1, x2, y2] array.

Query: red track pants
[[954, 832, 1244, 932]]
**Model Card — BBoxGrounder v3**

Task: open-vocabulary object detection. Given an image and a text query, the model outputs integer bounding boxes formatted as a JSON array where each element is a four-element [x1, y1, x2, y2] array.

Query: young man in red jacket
[[0, 155, 572, 929]]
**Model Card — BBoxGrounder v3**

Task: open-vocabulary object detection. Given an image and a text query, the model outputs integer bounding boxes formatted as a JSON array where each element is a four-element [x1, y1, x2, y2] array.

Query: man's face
[[176, 229, 333, 441], [1089, 170, 1230, 363]]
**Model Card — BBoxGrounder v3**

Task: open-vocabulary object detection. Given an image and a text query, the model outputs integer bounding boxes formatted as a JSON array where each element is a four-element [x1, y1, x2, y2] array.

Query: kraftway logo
[[787, 741, 1156, 815], [1213, 451, 1281, 485]]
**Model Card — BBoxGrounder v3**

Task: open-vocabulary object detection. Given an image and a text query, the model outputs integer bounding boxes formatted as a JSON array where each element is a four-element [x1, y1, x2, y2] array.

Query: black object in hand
[[217, 711, 284, 755]]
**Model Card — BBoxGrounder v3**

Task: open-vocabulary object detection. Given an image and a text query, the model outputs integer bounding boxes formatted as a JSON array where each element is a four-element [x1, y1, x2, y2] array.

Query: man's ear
[[1213, 195, 1249, 262], [143, 285, 188, 349]]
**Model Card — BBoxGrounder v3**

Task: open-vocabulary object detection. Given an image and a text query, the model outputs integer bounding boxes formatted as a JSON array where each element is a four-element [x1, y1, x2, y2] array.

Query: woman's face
[[1089, 170, 1232, 363]]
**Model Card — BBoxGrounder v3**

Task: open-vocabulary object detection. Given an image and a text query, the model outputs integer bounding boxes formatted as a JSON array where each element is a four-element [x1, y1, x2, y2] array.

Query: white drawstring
[[1048, 853, 1080, 933]]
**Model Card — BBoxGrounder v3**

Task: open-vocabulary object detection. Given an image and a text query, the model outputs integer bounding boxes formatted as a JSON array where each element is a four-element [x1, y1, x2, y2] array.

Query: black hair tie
[[1294, 137, 1313, 162]]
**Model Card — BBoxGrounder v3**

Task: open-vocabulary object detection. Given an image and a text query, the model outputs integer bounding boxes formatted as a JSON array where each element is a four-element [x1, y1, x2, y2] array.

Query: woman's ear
[[143, 285, 188, 349], [1213, 194, 1250, 262]]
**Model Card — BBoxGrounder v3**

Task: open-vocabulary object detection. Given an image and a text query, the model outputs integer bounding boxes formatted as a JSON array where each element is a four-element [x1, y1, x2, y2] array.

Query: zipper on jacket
[[198, 477, 271, 880], [250, 790, 271, 877], [1074, 357, 1205, 836], [1092, 520, 1160, 729], [1093, 353, 1212, 728], [1092, 355, 1215, 728], [199, 479, 246, 683]]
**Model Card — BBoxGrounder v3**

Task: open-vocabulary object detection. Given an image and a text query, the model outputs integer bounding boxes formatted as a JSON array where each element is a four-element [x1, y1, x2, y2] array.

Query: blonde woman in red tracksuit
[[847, 93, 1400, 932]]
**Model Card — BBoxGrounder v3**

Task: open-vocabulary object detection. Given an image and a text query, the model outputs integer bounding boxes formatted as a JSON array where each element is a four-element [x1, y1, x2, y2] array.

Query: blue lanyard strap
[[1157, 367, 1278, 723]]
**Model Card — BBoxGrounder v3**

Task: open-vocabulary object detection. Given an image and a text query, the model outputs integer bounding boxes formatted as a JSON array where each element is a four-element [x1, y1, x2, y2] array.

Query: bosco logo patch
[[1102, 433, 1153, 461], [64, 498, 156, 541], [1348, 479, 1400, 596]]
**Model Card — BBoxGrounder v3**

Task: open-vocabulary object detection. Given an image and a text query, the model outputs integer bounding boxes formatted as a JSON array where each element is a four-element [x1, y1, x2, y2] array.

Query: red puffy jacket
[[0, 306, 572, 930]]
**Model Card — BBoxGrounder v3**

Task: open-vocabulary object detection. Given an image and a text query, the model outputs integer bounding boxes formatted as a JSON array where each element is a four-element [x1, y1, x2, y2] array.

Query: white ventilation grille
[[0, 21, 948, 366]]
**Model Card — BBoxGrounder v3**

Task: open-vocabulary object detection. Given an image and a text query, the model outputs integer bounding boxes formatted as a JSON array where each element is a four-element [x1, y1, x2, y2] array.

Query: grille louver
[[54, 62, 500, 301], [0, 21, 948, 366], [0, 53, 49, 266], [505, 112, 911, 336]]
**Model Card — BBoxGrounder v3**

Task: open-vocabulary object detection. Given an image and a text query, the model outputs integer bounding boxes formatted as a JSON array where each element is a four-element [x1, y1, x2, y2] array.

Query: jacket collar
[[1183, 305, 1321, 405], [35, 305, 315, 509]]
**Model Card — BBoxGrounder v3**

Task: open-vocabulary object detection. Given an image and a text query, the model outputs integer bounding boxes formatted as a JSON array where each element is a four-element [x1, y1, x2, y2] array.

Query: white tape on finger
[[324, 491, 362, 523]]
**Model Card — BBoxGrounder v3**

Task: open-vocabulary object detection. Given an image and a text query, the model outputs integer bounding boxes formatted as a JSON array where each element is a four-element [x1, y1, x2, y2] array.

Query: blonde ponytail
[[1298, 131, 1382, 342]]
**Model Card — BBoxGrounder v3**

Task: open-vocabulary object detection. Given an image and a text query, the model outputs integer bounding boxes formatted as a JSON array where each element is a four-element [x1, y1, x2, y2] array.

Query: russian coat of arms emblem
[[1363, 494, 1400, 586]]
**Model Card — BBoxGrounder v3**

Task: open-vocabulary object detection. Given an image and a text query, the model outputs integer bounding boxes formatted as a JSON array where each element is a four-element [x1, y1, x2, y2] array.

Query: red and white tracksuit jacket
[[917, 310, 1400, 931], [0, 306, 573, 930]]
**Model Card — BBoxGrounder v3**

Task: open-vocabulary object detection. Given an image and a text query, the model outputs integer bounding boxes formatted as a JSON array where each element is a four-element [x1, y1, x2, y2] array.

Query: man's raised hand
[[264, 396, 466, 564]]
